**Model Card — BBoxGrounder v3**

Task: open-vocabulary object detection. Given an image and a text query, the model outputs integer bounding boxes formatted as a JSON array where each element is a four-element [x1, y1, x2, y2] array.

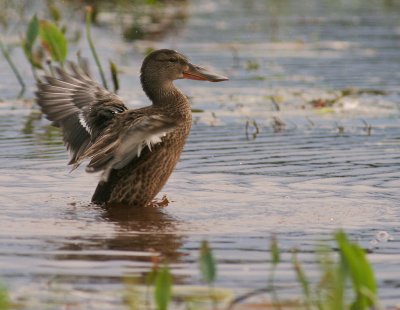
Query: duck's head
[[140, 49, 228, 84]]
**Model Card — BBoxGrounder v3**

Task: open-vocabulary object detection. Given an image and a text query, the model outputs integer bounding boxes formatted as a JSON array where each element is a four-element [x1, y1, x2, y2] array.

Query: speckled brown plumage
[[35, 49, 228, 207]]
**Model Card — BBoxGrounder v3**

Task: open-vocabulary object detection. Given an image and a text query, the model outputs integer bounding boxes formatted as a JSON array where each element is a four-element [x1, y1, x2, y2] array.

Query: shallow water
[[0, 0, 400, 308]]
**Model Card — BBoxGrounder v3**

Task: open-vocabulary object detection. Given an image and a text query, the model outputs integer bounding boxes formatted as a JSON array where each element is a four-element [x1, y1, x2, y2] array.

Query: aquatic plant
[[229, 230, 379, 310], [199, 240, 217, 285], [22, 14, 41, 77], [245, 59, 260, 71], [0, 2, 122, 97], [245, 119, 260, 140], [154, 266, 173, 310], [85, 6, 108, 90], [39, 20, 67, 65], [268, 236, 282, 309], [135, 230, 380, 310], [0, 230, 382, 309], [0, 284, 10, 310], [0, 37, 26, 95]]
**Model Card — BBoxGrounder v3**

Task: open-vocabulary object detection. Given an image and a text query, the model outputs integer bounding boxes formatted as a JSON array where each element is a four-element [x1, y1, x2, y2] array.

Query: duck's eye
[[168, 58, 177, 63]]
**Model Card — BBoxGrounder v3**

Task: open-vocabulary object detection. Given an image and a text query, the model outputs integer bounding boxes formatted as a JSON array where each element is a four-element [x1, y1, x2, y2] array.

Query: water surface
[[0, 0, 400, 308]]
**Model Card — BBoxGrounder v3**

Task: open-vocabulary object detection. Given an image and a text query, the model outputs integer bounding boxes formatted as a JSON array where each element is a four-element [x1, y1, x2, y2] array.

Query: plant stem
[[227, 288, 270, 310], [85, 6, 108, 89], [0, 37, 26, 95], [268, 265, 282, 310]]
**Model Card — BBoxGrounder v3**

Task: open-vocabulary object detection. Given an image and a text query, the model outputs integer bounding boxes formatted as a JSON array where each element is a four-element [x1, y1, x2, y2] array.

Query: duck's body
[[36, 49, 227, 207], [92, 92, 192, 206]]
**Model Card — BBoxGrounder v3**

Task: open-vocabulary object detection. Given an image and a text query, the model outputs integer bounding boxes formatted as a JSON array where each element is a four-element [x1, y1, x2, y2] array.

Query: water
[[0, 0, 400, 308]]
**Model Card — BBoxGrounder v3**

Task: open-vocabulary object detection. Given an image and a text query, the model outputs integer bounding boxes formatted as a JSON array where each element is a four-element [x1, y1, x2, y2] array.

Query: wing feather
[[36, 62, 127, 165], [73, 113, 177, 181], [37, 61, 176, 180]]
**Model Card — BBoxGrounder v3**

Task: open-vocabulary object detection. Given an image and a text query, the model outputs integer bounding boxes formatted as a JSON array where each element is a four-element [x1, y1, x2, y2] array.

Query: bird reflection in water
[[101, 205, 185, 263], [56, 204, 186, 265]]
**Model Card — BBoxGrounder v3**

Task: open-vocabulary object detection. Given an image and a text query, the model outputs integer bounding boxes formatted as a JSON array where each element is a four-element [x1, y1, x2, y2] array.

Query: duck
[[36, 49, 228, 207]]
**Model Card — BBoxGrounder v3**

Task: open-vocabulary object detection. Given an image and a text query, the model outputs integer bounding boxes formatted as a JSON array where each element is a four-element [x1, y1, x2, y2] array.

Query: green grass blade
[[270, 235, 280, 266], [199, 240, 216, 284], [268, 236, 282, 309], [154, 266, 172, 310], [292, 250, 311, 308]]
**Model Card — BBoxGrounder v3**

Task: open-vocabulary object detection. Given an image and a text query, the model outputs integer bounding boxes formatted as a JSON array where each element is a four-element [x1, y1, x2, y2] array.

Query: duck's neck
[[141, 76, 190, 114]]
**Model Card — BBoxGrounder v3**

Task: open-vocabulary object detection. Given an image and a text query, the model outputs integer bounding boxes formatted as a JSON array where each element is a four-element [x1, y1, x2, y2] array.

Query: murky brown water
[[1, 0, 400, 308]]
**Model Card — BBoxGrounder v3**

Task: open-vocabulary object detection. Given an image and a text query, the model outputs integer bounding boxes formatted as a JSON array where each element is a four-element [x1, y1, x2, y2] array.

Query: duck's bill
[[183, 63, 229, 82]]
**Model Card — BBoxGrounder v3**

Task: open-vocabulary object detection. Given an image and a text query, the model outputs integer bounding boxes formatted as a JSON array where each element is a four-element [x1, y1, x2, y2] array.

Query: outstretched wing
[[35, 62, 127, 165], [74, 112, 177, 182]]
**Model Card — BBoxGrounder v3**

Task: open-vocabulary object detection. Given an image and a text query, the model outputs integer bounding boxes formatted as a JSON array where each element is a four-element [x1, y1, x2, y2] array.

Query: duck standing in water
[[36, 49, 228, 207]]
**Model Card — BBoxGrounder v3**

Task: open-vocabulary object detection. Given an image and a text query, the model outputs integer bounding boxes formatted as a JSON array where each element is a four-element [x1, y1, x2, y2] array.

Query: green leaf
[[154, 266, 172, 310], [335, 230, 378, 309], [199, 240, 216, 284], [23, 14, 42, 69], [39, 20, 67, 63], [26, 14, 39, 52]]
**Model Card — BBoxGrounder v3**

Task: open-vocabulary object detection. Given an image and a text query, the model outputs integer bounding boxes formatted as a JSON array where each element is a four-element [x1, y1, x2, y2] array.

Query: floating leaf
[[154, 266, 172, 310], [336, 230, 377, 309], [199, 240, 216, 284], [39, 20, 67, 63]]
